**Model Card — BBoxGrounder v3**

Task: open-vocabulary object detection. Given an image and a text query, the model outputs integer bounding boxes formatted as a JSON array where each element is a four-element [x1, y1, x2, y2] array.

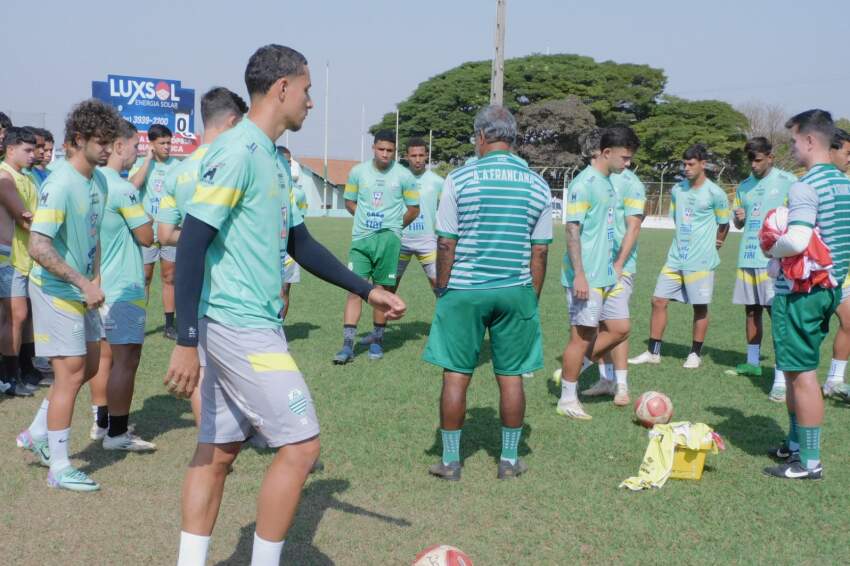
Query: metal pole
[[360, 103, 365, 163], [323, 61, 329, 215], [657, 167, 667, 217], [490, 0, 506, 105], [394, 110, 400, 161], [428, 129, 433, 169]]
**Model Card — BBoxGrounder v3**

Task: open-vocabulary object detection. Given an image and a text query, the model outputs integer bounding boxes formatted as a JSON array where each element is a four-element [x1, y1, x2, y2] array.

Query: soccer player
[[0, 111, 12, 159], [763, 110, 850, 480], [558, 126, 640, 419], [157, 86, 248, 425], [334, 130, 419, 363], [277, 145, 308, 321], [629, 144, 730, 369], [728, 137, 794, 401], [424, 105, 551, 480], [23, 127, 47, 187], [825, 128, 850, 398], [29, 128, 53, 187], [0, 127, 39, 397], [15, 99, 119, 491], [129, 123, 178, 338], [164, 45, 404, 566]]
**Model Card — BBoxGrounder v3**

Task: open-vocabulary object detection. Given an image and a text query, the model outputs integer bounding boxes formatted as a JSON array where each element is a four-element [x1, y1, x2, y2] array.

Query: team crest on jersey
[[372, 191, 384, 207], [607, 207, 614, 224], [684, 207, 693, 220], [751, 203, 761, 217]]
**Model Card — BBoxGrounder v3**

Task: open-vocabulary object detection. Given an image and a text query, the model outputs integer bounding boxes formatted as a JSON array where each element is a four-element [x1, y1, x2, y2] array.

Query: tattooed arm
[[28, 232, 104, 308]]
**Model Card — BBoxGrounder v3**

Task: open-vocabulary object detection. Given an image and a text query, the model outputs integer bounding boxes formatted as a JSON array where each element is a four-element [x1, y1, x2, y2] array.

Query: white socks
[[560, 380, 577, 402], [29, 399, 49, 439], [599, 363, 614, 381], [251, 533, 285, 566], [47, 428, 71, 472], [746, 344, 760, 366], [177, 532, 211, 566], [773, 368, 786, 389], [615, 369, 628, 387], [826, 359, 847, 386]]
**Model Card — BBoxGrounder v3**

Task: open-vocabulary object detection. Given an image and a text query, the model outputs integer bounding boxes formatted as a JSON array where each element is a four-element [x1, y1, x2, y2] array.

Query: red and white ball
[[413, 545, 473, 566], [634, 391, 673, 427]]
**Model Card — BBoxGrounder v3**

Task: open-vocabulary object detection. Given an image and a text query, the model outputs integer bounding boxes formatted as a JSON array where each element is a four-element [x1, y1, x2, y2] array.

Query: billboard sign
[[92, 74, 198, 157]]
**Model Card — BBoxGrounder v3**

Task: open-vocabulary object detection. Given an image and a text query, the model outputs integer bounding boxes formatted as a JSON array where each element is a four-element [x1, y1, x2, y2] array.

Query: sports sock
[[581, 357, 593, 372], [787, 412, 799, 452], [500, 426, 522, 464], [648, 338, 662, 356], [798, 426, 821, 470], [342, 324, 356, 349], [560, 380, 578, 402], [251, 533, 285, 566], [603, 363, 614, 381], [96, 405, 108, 429], [177, 531, 211, 566], [29, 398, 49, 439], [826, 359, 847, 385], [19, 342, 35, 373], [372, 323, 386, 344], [3, 355, 19, 379], [440, 429, 461, 464], [108, 414, 129, 438], [597, 363, 608, 381], [165, 312, 175, 329], [615, 369, 628, 387], [48, 427, 71, 472], [690, 341, 704, 356], [773, 368, 786, 389], [746, 344, 760, 366]]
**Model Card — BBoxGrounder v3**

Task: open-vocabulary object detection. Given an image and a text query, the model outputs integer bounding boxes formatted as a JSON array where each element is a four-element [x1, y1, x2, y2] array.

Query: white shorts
[[143, 244, 176, 264], [0, 265, 28, 298], [100, 300, 147, 345], [732, 268, 774, 306], [653, 266, 715, 305], [566, 276, 633, 327], [397, 236, 437, 280], [30, 281, 102, 357]]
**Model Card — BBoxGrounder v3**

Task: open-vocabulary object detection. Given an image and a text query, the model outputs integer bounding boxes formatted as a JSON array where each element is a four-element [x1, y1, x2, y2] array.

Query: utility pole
[[490, 0, 506, 106], [323, 61, 329, 215]]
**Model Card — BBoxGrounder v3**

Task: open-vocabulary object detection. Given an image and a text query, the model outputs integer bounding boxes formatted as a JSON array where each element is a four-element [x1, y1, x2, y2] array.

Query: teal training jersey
[[98, 167, 149, 303], [344, 161, 418, 240], [611, 168, 646, 275], [30, 163, 106, 301], [665, 179, 730, 271], [130, 155, 178, 235], [291, 180, 308, 214], [734, 167, 795, 269], [157, 145, 209, 227], [437, 150, 552, 290], [403, 169, 443, 241], [562, 165, 617, 288], [188, 118, 303, 328], [776, 164, 850, 294]]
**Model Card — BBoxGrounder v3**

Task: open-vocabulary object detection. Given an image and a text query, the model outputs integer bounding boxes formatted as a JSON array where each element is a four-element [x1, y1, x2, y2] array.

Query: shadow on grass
[[742, 366, 775, 395], [424, 407, 532, 463], [285, 321, 322, 343], [644, 339, 741, 368], [144, 324, 165, 337], [706, 406, 784, 456], [347, 320, 432, 357], [215, 479, 411, 565]]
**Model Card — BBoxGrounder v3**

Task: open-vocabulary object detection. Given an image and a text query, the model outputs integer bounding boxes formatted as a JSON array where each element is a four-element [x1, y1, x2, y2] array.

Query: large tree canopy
[[371, 54, 667, 164], [515, 96, 596, 167]]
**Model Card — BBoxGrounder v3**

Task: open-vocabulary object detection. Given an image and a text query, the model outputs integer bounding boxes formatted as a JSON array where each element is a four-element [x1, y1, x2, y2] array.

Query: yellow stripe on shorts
[[683, 271, 711, 283], [52, 296, 85, 316], [736, 269, 770, 285], [418, 251, 437, 263], [247, 352, 299, 373], [34, 333, 50, 343], [661, 266, 683, 282], [131, 299, 147, 309]]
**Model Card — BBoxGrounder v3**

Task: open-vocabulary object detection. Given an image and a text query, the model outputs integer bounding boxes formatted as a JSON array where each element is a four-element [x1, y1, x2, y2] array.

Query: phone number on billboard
[[129, 115, 170, 126]]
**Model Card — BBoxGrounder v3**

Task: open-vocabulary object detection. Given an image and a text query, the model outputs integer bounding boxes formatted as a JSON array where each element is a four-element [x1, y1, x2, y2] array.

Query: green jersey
[[611, 168, 646, 275], [437, 151, 552, 290], [129, 155, 178, 235], [562, 165, 617, 288], [666, 179, 730, 271], [344, 160, 418, 240], [30, 163, 106, 301], [734, 167, 795, 269], [188, 118, 303, 328], [403, 169, 443, 242], [157, 145, 209, 227], [98, 167, 149, 303]]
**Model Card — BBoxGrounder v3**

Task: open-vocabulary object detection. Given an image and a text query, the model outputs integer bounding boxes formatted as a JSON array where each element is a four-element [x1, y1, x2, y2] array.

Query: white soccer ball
[[413, 545, 473, 566]]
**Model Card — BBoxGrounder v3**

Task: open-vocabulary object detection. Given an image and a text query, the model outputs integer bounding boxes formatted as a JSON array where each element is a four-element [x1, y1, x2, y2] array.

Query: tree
[[736, 100, 789, 148], [633, 96, 749, 181], [515, 96, 596, 166], [836, 117, 850, 131], [370, 54, 666, 164]]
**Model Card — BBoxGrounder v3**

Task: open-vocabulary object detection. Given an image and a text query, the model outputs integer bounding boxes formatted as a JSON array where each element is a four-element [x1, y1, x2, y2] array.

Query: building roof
[[298, 157, 359, 186]]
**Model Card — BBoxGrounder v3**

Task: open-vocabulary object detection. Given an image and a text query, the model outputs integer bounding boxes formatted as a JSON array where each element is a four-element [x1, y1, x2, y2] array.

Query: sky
[[2, 0, 849, 161]]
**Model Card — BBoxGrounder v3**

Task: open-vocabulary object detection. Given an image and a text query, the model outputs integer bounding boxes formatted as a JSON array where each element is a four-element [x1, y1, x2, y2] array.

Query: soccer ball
[[634, 391, 673, 427], [413, 545, 473, 566]]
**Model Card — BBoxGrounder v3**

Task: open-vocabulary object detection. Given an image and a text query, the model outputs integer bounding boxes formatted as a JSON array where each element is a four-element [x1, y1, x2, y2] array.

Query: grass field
[[2, 218, 849, 565]]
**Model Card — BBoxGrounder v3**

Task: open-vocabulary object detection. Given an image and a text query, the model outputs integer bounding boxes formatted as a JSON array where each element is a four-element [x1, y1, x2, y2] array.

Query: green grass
[[2, 218, 849, 565]]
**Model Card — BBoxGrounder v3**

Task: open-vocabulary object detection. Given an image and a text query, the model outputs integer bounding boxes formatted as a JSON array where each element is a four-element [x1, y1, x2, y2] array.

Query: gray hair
[[473, 105, 517, 145]]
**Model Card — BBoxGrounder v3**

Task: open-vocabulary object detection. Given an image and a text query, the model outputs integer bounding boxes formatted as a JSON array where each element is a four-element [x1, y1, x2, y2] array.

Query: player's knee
[[287, 436, 321, 468], [651, 296, 668, 309], [161, 270, 175, 285]]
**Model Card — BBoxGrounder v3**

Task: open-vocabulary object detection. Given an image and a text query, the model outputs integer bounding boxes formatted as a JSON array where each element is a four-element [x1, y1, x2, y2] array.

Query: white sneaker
[[822, 381, 844, 397], [90, 422, 107, 441], [102, 432, 156, 452], [556, 399, 592, 420], [628, 351, 661, 365], [768, 384, 787, 403], [581, 379, 615, 397], [521, 372, 534, 378], [683, 353, 701, 369], [613, 385, 630, 406]]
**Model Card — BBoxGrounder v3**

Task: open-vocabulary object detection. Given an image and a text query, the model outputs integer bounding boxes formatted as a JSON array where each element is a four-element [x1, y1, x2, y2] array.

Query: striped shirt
[[436, 150, 552, 289], [775, 163, 850, 294]]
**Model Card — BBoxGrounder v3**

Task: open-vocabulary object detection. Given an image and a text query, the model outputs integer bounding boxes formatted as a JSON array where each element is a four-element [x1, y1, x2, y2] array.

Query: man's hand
[[164, 345, 201, 399], [734, 208, 746, 223], [573, 273, 590, 301], [82, 281, 105, 309], [716, 238, 724, 249], [367, 287, 406, 320], [20, 211, 32, 230], [613, 261, 624, 280]]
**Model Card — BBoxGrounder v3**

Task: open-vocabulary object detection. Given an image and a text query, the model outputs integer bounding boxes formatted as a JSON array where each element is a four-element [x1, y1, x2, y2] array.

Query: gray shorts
[[653, 266, 715, 305], [600, 273, 634, 320], [398, 236, 437, 280], [198, 317, 320, 447], [283, 259, 301, 284], [732, 268, 774, 306], [143, 244, 176, 264], [30, 281, 102, 357], [100, 300, 146, 345], [0, 264, 26, 298], [842, 276, 850, 304], [566, 282, 624, 327]]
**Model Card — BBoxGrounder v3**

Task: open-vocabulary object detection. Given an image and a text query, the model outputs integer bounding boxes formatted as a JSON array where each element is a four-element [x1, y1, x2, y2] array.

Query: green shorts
[[423, 285, 543, 375], [772, 287, 841, 372], [348, 230, 402, 286]]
